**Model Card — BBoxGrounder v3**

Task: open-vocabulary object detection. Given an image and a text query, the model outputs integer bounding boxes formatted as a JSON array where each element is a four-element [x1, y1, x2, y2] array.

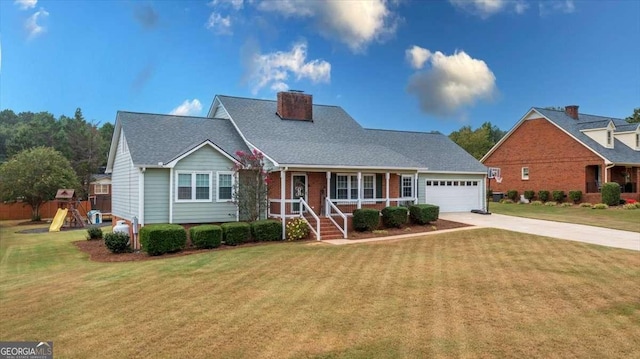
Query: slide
[[49, 208, 68, 232]]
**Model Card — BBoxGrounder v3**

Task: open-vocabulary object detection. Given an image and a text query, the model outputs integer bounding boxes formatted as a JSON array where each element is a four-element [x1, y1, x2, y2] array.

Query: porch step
[[307, 216, 345, 240]]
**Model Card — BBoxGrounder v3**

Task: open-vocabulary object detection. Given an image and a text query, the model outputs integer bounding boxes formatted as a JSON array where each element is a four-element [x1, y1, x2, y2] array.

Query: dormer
[[581, 120, 616, 149], [613, 123, 640, 151]]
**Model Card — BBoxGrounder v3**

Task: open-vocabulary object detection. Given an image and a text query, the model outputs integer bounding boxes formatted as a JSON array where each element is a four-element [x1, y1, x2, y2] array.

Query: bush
[[104, 232, 130, 253], [601, 182, 621, 206], [189, 225, 222, 249], [409, 204, 439, 225], [251, 220, 282, 241], [86, 226, 103, 240], [552, 190, 565, 203], [286, 217, 309, 241], [506, 190, 518, 201], [545, 201, 557, 206], [500, 199, 514, 204], [568, 190, 582, 203], [140, 224, 187, 256], [352, 208, 380, 231], [560, 202, 572, 207], [381, 206, 408, 228], [530, 200, 543, 206], [538, 190, 550, 202], [592, 203, 609, 209], [524, 190, 535, 201], [487, 189, 493, 199], [579, 202, 592, 208], [221, 222, 251, 246], [622, 203, 638, 210]]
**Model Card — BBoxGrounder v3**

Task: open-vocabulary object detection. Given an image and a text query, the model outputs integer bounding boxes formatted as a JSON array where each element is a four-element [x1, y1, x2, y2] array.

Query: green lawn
[[489, 202, 640, 232], [1, 221, 639, 358]]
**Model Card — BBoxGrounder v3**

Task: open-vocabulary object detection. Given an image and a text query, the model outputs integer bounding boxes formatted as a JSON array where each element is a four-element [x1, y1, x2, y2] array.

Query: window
[[401, 175, 413, 198], [636, 133, 639, 149], [94, 184, 109, 194], [363, 175, 374, 199], [176, 171, 212, 202], [336, 175, 349, 199], [522, 167, 529, 180], [335, 174, 375, 200], [217, 172, 233, 202], [606, 130, 613, 147]]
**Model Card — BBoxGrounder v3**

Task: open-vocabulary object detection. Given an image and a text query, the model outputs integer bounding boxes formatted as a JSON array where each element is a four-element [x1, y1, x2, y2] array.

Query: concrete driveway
[[440, 212, 640, 251]]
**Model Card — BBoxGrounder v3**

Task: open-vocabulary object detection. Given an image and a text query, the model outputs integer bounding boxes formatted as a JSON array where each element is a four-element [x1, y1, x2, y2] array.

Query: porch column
[[385, 172, 390, 207], [414, 172, 419, 204], [281, 169, 286, 240], [326, 171, 331, 217], [169, 167, 174, 224], [357, 172, 362, 209]]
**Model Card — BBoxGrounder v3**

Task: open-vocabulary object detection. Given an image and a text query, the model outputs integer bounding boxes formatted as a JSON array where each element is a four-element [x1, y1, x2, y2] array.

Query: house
[[89, 173, 112, 214], [481, 106, 640, 203], [106, 92, 486, 242]]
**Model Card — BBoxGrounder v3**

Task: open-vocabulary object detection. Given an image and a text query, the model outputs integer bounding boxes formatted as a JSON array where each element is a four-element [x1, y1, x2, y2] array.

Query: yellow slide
[[49, 208, 68, 232]]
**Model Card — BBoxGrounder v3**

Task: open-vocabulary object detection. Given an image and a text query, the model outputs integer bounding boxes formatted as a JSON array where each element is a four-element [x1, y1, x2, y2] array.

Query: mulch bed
[[347, 219, 470, 239]]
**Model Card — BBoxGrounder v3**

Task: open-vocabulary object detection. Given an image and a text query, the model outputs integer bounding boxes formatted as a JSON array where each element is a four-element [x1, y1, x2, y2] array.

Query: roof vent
[[277, 91, 313, 121], [565, 105, 579, 120]]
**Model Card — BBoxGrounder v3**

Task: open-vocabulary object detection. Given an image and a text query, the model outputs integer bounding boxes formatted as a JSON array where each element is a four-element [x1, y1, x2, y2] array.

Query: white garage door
[[425, 180, 483, 212]]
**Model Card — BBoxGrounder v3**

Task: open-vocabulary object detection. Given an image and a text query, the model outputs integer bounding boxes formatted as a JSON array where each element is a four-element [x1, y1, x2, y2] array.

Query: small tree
[[232, 149, 271, 222], [0, 147, 79, 220], [601, 182, 621, 206]]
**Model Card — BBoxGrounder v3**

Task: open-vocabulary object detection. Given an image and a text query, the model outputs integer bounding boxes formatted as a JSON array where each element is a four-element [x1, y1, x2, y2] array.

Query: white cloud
[[249, 41, 331, 94], [449, 0, 529, 18], [208, 0, 244, 10], [25, 8, 49, 39], [14, 0, 37, 10], [258, 0, 397, 52], [405, 45, 432, 70], [406, 48, 497, 116], [539, 0, 575, 16], [206, 12, 232, 34], [170, 99, 203, 116]]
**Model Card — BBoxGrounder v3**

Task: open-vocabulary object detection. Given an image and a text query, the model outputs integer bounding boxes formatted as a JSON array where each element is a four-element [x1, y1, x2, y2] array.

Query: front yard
[[489, 202, 640, 232], [1, 221, 639, 358]]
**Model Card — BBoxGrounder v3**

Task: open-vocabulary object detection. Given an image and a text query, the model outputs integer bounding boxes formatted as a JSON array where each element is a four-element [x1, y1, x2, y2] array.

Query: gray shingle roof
[[117, 111, 249, 166], [534, 108, 640, 164]]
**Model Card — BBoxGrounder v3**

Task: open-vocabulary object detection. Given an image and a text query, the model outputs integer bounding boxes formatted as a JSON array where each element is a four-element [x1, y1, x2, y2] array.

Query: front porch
[[584, 165, 639, 203], [267, 170, 418, 240]]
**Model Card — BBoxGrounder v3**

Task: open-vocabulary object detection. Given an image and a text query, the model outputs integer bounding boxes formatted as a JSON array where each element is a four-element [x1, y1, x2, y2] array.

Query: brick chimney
[[565, 105, 579, 120], [277, 91, 313, 121]]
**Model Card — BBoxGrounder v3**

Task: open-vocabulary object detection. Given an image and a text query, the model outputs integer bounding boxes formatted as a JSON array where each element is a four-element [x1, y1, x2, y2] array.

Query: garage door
[[425, 180, 483, 212]]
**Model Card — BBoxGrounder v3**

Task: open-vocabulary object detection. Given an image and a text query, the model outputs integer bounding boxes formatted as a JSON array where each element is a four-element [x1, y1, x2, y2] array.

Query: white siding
[[172, 145, 238, 223], [144, 169, 170, 224], [111, 132, 139, 220]]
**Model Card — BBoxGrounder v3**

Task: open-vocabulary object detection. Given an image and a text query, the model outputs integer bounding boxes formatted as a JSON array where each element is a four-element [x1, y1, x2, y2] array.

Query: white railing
[[299, 198, 320, 241], [326, 197, 417, 215], [268, 199, 302, 219], [326, 198, 347, 238]]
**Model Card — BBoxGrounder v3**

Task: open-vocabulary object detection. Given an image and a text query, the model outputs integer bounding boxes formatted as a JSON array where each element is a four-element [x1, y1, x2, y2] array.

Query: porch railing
[[268, 199, 302, 219], [326, 198, 347, 238], [299, 198, 320, 241], [585, 182, 637, 194], [327, 198, 416, 215], [268, 198, 321, 240]]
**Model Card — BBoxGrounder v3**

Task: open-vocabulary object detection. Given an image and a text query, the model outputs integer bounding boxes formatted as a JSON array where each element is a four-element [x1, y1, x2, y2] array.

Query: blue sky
[[1, 0, 639, 135]]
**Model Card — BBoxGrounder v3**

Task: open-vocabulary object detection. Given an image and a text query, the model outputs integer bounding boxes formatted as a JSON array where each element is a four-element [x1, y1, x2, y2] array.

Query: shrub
[[524, 190, 535, 201], [86, 226, 103, 240], [601, 182, 621, 206], [506, 190, 518, 201], [560, 202, 572, 207], [286, 217, 309, 241], [500, 199, 514, 204], [409, 204, 439, 225], [538, 190, 550, 202], [568, 190, 582, 203], [189, 225, 222, 249], [352, 208, 380, 231], [251, 220, 282, 241], [622, 203, 638, 210], [221, 222, 251, 246], [545, 201, 557, 206], [552, 190, 565, 203], [381, 206, 408, 228], [487, 189, 493, 200], [140, 224, 187, 256], [104, 232, 130, 253], [592, 203, 609, 209], [530, 200, 543, 206], [579, 202, 592, 208]]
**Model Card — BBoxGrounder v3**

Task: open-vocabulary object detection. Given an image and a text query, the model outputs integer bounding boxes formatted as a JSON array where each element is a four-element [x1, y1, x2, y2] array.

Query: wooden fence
[[0, 200, 91, 221]]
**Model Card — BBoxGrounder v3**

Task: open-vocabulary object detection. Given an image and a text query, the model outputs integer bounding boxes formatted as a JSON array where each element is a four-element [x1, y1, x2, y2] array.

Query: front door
[[291, 174, 308, 213]]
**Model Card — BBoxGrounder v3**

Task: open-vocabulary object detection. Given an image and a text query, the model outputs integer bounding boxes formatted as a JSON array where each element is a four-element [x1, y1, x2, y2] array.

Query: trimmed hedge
[[104, 232, 130, 253], [189, 225, 222, 249], [381, 206, 408, 228], [601, 182, 621, 206], [538, 190, 550, 202], [524, 190, 535, 201], [86, 226, 103, 240], [251, 220, 283, 241], [221, 222, 251, 246], [140, 224, 187, 256], [552, 190, 565, 203], [568, 190, 582, 203], [352, 208, 380, 232], [506, 190, 518, 201], [409, 204, 439, 225]]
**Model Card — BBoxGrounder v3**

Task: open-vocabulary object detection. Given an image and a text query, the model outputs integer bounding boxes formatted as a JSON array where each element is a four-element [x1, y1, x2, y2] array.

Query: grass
[[489, 201, 640, 232], [1, 220, 639, 358]]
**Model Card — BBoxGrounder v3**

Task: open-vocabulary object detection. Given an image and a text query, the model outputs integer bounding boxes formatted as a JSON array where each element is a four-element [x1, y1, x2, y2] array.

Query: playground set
[[49, 189, 103, 232]]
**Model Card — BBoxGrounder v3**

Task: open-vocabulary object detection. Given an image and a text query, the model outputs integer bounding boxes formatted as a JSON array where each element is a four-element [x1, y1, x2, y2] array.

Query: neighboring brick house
[[106, 91, 486, 242], [482, 106, 640, 203]]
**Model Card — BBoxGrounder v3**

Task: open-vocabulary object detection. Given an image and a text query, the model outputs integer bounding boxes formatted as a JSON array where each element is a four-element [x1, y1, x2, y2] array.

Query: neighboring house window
[[522, 167, 529, 180], [217, 172, 234, 202], [335, 174, 374, 200], [94, 184, 109, 194], [176, 171, 212, 202], [401, 175, 413, 198], [606, 130, 613, 147]]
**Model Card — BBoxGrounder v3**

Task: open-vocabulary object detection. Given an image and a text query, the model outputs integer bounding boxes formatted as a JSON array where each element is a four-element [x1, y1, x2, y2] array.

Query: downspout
[[604, 163, 615, 183], [280, 168, 287, 240], [169, 167, 174, 224]]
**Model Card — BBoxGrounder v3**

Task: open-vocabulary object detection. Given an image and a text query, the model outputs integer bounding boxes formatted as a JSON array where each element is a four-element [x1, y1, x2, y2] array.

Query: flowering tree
[[232, 149, 271, 222]]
